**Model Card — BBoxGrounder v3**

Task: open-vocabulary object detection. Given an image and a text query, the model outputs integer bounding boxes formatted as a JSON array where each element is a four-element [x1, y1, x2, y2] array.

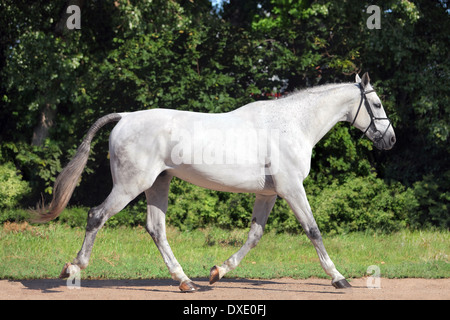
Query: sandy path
[[1, 277, 448, 300]]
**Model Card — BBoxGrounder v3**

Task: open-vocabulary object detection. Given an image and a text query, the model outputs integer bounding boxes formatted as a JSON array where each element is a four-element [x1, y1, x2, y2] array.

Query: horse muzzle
[[373, 130, 396, 150]]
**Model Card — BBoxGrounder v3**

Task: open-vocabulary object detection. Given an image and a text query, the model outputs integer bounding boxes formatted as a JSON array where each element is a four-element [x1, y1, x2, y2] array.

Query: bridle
[[351, 85, 392, 142]]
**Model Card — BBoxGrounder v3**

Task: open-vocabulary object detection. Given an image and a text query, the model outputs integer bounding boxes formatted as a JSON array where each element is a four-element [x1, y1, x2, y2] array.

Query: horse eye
[[374, 103, 382, 108]]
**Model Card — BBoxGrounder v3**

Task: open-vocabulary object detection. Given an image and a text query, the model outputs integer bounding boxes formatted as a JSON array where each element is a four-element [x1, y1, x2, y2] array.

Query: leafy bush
[[308, 174, 418, 235], [57, 207, 89, 228], [411, 171, 450, 229], [163, 174, 420, 235], [0, 162, 31, 209], [166, 178, 254, 231], [0, 208, 30, 223], [106, 204, 147, 228], [1, 141, 62, 197]]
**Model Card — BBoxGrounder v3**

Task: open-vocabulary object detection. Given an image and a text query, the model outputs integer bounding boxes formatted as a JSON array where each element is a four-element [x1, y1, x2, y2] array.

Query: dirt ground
[[0, 277, 449, 300]]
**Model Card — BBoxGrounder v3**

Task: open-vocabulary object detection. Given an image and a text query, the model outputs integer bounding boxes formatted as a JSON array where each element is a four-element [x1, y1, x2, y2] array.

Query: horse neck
[[293, 84, 358, 147]]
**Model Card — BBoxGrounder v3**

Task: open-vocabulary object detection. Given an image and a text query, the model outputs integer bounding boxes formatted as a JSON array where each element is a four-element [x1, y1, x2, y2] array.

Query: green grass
[[0, 222, 448, 280]]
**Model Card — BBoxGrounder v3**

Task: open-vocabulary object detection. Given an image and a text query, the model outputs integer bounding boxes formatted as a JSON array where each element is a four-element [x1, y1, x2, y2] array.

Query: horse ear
[[355, 74, 361, 83], [361, 72, 370, 89]]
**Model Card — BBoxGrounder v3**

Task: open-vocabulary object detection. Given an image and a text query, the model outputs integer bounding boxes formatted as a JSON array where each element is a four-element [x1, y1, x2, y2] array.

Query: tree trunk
[[31, 104, 57, 146], [31, 0, 86, 146]]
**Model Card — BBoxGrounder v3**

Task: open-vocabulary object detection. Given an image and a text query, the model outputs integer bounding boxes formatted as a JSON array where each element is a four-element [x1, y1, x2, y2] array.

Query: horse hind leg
[[210, 194, 276, 284], [144, 172, 199, 292], [59, 186, 136, 278]]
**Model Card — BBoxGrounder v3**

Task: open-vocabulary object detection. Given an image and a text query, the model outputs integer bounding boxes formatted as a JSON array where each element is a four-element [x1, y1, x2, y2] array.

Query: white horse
[[34, 72, 395, 291]]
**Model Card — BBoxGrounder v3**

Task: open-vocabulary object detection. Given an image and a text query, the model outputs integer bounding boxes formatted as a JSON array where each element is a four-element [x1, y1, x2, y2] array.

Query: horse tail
[[30, 113, 123, 223]]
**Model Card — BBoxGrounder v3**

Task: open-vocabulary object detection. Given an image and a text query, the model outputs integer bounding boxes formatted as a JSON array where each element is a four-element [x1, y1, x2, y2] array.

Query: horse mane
[[280, 82, 354, 100]]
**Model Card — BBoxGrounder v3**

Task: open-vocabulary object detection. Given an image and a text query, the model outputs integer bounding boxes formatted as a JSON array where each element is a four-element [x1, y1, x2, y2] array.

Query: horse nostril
[[390, 136, 396, 145]]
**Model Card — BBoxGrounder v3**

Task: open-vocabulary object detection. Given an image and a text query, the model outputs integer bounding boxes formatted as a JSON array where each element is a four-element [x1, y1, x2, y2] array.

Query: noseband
[[351, 86, 392, 142]]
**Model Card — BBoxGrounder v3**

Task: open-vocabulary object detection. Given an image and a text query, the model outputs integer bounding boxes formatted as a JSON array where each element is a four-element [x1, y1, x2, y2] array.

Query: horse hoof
[[179, 281, 200, 292], [332, 279, 352, 289], [59, 263, 72, 279], [209, 266, 220, 285]]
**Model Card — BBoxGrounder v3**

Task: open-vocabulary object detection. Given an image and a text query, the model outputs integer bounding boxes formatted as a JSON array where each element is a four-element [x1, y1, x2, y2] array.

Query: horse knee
[[306, 225, 322, 241], [145, 221, 163, 243], [145, 223, 156, 241]]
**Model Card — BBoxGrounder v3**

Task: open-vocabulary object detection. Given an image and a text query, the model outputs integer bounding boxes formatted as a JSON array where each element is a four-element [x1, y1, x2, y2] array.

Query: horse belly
[[168, 165, 274, 194]]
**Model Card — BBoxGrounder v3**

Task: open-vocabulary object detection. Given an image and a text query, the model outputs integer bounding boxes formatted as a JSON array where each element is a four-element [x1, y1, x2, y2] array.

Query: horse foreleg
[[144, 173, 198, 292], [282, 183, 351, 289], [210, 194, 276, 285]]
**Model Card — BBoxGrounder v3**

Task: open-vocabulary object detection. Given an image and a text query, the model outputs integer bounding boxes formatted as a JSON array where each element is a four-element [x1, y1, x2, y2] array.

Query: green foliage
[[0, 208, 30, 223], [167, 178, 255, 231], [266, 174, 420, 235], [167, 179, 220, 231], [56, 206, 88, 228], [412, 171, 450, 229], [0, 162, 31, 209], [310, 174, 418, 235], [310, 124, 373, 186], [1, 141, 62, 196]]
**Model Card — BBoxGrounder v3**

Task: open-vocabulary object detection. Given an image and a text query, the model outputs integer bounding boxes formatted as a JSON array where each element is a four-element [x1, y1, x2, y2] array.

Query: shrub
[[411, 171, 450, 229], [167, 178, 288, 231], [162, 173, 420, 235], [308, 174, 418, 234], [57, 206, 89, 228], [0, 162, 31, 210], [0, 208, 30, 223]]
